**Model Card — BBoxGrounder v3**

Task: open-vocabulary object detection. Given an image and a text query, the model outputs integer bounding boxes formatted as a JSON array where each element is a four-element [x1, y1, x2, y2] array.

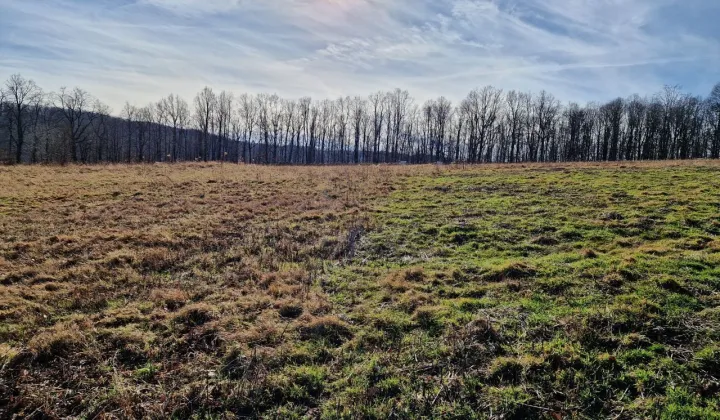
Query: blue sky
[[1, 0, 718, 111]]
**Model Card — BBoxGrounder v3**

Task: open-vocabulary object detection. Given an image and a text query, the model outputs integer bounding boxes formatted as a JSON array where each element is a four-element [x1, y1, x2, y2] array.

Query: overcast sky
[[1, 0, 719, 112]]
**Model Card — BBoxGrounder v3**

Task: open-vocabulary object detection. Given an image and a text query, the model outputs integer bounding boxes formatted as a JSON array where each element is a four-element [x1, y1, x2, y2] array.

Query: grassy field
[[1, 161, 719, 419]]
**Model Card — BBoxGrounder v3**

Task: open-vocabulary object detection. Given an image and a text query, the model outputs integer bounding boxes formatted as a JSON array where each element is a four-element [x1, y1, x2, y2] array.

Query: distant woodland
[[1, 74, 719, 165]]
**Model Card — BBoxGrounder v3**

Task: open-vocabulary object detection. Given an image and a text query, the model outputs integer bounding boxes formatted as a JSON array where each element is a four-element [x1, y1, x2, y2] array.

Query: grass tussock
[[298, 316, 353, 346], [28, 322, 88, 361]]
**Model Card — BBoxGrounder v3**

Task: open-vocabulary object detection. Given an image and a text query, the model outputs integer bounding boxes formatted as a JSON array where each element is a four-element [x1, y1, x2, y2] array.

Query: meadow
[[1, 161, 719, 419]]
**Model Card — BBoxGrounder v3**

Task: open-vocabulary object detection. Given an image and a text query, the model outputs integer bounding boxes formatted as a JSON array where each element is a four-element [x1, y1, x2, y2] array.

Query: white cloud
[[0, 0, 717, 111], [141, 0, 246, 15]]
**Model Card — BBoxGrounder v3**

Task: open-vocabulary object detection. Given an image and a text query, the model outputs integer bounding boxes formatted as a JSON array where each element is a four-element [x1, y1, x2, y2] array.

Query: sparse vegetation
[[1, 160, 719, 418]]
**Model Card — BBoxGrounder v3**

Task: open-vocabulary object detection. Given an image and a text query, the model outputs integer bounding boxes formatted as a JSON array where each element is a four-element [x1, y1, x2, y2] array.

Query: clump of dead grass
[[150, 288, 188, 311], [298, 316, 353, 346], [380, 267, 427, 292], [28, 321, 89, 361], [275, 300, 304, 319], [483, 261, 537, 282], [173, 303, 218, 328]]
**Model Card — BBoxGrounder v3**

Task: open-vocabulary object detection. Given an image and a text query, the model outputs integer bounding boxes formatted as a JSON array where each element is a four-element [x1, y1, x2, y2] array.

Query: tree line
[[1, 73, 719, 165]]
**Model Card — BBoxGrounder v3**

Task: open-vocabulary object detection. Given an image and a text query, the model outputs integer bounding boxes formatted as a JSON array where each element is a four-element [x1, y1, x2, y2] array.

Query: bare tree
[[194, 87, 216, 161], [3, 74, 43, 163], [256, 94, 271, 164], [122, 102, 138, 163], [658, 85, 682, 160], [92, 101, 112, 162], [237, 93, 257, 163], [269, 96, 282, 163], [533, 90, 560, 162], [334, 96, 350, 164], [452, 105, 466, 162], [433, 97, 452, 162], [319, 99, 333, 164], [625, 95, 646, 161], [389, 89, 412, 162], [298, 97, 311, 164], [369, 92, 386, 163], [351, 96, 366, 163], [56, 87, 97, 163], [2, 73, 718, 166], [0, 88, 7, 162], [708, 83, 720, 159], [161, 94, 189, 162], [281, 98, 296, 163], [154, 100, 168, 162], [505, 91, 525, 163], [136, 105, 154, 162], [601, 98, 623, 161], [306, 101, 319, 164], [463, 86, 503, 163], [216, 91, 233, 161]]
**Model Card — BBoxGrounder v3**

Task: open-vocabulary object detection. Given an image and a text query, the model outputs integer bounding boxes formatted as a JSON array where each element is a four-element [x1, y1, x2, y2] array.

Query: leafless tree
[[463, 86, 503, 163], [194, 87, 216, 161], [55, 87, 97, 163], [505, 91, 525, 163], [92, 101, 112, 162], [368, 92, 386, 163], [2, 74, 43, 163], [237, 93, 257, 163], [2, 73, 719, 166], [388, 89, 412, 162], [334, 96, 350, 163], [0, 89, 6, 162], [306, 101, 319, 164], [122, 102, 138, 163], [135, 105, 155, 162], [298, 97, 311, 164], [281, 98, 296, 163], [160, 94, 189, 162], [708, 83, 720, 158], [319, 99, 333, 164], [351, 96, 366, 163], [216, 91, 233, 161], [533, 90, 560, 162], [269, 96, 282, 163], [433, 97, 452, 162]]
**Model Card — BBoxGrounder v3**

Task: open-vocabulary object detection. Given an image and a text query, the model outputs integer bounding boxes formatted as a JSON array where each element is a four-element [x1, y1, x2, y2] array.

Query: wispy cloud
[[0, 0, 717, 111]]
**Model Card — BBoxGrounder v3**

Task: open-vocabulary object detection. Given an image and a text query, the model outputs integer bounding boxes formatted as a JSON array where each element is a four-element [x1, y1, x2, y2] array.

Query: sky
[[1, 0, 719, 112]]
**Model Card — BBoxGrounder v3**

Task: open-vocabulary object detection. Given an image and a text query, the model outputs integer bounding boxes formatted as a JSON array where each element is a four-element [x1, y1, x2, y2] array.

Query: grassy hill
[[1, 161, 719, 418]]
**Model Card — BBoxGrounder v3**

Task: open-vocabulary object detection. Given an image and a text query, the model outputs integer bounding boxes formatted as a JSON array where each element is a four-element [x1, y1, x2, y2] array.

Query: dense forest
[[1, 73, 719, 165]]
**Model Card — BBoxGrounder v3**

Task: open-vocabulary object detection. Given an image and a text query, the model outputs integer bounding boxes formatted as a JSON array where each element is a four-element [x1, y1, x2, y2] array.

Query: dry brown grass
[[2, 160, 719, 418], [0, 162, 414, 418]]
